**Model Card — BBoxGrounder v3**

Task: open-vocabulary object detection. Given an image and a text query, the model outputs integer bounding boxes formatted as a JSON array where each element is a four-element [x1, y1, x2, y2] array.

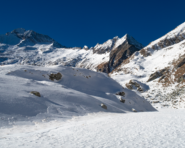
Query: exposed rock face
[[151, 100, 160, 103], [176, 57, 185, 68], [126, 83, 133, 90], [178, 75, 185, 82], [109, 35, 143, 72], [49, 73, 62, 81], [97, 62, 109, 73], [97, 34, 143, 73], [147, 68, 167, 82], [30, 91, 41, 97], [126, 80, 144, 92]]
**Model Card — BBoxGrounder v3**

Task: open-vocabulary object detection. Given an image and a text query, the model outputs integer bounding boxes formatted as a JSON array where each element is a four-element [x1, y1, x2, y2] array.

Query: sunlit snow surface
[[1, 109, 185, 148]]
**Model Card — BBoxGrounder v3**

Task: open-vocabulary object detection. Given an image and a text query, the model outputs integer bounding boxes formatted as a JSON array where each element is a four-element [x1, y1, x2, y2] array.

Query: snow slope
[[0, 64, 155, 127], [1, 109, 185, 148]]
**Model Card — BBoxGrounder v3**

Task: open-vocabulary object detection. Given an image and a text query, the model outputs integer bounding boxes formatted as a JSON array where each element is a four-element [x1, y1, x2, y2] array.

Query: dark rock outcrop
[[97, 62, 110, 73], [30, 91, 41, 97], [97, 34, 143, 73], [147, 69, 167, 82], [126, 80, 144, 92], [116, 92, 125, 96], [176, 57, 185, 68], [109, 39, 142, 71], [178, 75, 185, 82], [49, 73, 62, 81], [126, 83, 133, 90]]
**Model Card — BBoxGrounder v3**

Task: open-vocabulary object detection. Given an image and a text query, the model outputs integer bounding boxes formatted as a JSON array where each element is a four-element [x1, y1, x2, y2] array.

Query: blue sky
[[0, 0, 184, 48]]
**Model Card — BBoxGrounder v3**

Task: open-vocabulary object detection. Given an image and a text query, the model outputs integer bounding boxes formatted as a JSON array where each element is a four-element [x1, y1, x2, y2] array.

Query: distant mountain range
[[1, 22, 185, 109]]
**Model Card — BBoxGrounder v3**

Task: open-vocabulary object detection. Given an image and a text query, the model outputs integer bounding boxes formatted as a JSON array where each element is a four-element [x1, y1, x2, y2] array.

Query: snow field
[[1, 109, 185, 148]]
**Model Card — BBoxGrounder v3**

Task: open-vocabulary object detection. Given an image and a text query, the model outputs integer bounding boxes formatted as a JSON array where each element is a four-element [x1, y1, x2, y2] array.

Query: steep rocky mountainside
[[110, 22, 185, 109], [97, 34, 143, 73]]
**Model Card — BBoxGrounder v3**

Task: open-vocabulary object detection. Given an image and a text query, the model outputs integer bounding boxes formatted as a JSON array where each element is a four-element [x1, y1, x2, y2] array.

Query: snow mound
[[0, 65, 155, 127]]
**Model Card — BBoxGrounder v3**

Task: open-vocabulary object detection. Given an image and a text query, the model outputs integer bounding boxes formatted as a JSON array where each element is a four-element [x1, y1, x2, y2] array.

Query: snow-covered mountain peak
[[93, 37, 118, 54], [93, 34, 143, 54], [113, 34, 143, 50], [126, 34, 144, 48], [0, 28, 64, 48]]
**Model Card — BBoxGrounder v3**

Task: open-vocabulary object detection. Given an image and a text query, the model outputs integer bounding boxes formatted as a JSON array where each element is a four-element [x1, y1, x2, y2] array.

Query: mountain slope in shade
[[110, 22, 185, 109]]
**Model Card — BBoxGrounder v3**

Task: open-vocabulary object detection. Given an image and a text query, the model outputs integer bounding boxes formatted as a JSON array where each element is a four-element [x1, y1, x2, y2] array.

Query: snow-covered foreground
[[1, 109, 185, 148]]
